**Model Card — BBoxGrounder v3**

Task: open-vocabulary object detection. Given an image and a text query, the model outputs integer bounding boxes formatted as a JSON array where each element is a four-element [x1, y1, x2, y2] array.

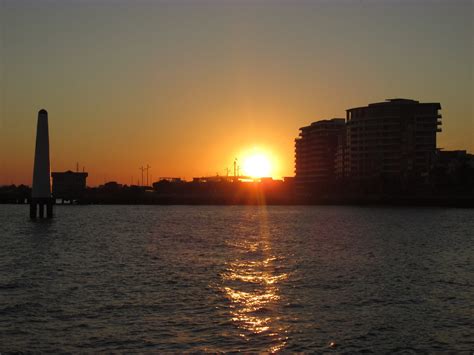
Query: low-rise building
[[51, 170, 88, 202]]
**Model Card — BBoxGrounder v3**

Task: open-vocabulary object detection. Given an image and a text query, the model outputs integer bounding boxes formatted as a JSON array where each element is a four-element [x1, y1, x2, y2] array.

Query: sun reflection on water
[[220, 207, 289, 352]]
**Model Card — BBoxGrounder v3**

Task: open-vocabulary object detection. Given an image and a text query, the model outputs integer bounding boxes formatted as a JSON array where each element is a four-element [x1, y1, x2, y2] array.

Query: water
[[0, 205, 473, 352]]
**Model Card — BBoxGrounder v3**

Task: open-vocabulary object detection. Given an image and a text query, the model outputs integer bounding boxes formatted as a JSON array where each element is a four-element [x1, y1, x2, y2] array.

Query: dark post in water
[[30, 109, 53, 218]]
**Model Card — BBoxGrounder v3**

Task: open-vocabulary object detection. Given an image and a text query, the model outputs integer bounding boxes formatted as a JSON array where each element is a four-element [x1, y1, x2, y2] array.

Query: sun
[[242, 153, 272, 178]]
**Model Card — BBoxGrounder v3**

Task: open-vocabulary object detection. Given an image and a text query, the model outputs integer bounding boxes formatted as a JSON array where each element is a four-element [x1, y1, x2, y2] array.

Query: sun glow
[[241, 150, 273, 178]]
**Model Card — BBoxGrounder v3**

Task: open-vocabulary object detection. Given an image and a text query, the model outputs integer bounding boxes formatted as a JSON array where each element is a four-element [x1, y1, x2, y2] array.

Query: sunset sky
[[1, 0, 472, 186]]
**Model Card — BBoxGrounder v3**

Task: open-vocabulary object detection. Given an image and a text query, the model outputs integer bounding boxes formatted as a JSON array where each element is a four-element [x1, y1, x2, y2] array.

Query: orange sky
[[1, 0, 473, 186]]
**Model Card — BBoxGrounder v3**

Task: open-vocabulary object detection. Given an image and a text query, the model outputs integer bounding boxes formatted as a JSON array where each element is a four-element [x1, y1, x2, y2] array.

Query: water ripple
[[0, 205, 472, 352]]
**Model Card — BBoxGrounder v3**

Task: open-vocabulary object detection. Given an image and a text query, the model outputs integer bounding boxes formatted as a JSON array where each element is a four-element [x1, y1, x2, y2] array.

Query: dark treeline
[[0, 185, 31, 204], [1, 166, 474, 207], [77, 179, 296, 205]]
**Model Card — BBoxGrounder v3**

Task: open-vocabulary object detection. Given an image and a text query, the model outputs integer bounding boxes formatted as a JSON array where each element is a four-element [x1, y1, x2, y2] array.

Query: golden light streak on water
[[221, 205, 289, 352]]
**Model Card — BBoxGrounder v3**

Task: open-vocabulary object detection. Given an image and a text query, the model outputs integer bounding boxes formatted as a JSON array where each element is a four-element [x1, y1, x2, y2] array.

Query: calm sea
[[0, 205, 473, 352]]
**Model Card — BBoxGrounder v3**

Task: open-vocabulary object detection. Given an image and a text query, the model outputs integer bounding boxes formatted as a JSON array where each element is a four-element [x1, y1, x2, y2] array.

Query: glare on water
[[220, 206, 289, 352], [1, 205, 473, 352]]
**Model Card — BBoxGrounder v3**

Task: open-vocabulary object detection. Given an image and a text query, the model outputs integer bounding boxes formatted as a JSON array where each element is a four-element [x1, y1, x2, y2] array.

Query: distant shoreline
[[2, 197, 473, 208]]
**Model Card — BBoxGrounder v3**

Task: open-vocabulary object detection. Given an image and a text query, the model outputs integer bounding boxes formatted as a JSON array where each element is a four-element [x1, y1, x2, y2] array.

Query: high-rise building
[[295, 118, 346, 191], [345, 99, 442, 182]]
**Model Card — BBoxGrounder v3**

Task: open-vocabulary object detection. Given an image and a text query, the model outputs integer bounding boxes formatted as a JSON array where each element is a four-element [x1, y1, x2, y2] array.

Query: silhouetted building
[[295, 118, 345, 192], [52, 170, 88, 203], [192, 176, 233, 183], [335, 130, 347, 180], [432, 150, 474, 190], [346, 98, 441, 183]]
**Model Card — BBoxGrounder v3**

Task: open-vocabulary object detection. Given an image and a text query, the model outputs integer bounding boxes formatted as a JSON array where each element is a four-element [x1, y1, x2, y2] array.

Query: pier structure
[[30, 109, 53, 218]]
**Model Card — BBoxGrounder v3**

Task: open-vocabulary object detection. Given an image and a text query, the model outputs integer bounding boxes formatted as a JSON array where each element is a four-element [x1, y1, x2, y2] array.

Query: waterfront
[[0, 205, 472, 352]]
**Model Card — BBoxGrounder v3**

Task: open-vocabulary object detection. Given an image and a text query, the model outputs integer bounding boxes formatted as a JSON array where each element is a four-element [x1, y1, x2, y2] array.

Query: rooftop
[[300, 118, 346, 131], [347, 99, 441, 111]]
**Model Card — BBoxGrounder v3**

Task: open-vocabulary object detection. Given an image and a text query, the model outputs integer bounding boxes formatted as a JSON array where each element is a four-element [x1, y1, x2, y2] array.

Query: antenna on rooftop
[[145, 164, 151, 186], [234, 158, 237, 182], [139, 166, 145, 186]]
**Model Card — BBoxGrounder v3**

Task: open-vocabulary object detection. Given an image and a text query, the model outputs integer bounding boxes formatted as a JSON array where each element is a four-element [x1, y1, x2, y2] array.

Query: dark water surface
[[0, 205, 473, 352]]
